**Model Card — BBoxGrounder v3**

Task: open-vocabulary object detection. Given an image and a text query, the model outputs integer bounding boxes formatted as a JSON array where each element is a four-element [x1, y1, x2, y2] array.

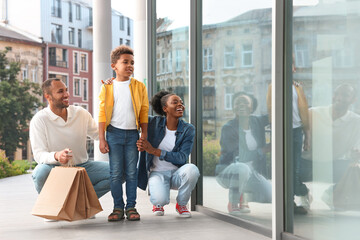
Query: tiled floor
[[0, 173, 270, 240]]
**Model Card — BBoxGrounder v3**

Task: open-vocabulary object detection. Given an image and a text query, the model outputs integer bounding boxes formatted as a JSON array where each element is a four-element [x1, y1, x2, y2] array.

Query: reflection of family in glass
[[216, 92, 271, 214], [216, 76, 360, 215]]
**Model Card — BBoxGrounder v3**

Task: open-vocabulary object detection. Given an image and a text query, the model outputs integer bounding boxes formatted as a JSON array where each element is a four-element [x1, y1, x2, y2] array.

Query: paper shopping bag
[[31, 166, 103, 221], [333, 163, 360, 210]]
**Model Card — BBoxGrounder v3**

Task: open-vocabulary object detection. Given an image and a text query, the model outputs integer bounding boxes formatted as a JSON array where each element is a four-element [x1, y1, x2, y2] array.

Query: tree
[[0, 49, 43, 160]]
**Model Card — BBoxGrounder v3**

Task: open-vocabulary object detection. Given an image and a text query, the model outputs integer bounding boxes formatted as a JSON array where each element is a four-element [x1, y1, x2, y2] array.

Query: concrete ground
[[0, 173, 270, 240]]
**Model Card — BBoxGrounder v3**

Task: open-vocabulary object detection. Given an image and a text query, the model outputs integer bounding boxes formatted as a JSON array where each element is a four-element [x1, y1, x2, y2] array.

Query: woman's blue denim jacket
[[137, 115, 195, 190], [216, 115, 269, 176]]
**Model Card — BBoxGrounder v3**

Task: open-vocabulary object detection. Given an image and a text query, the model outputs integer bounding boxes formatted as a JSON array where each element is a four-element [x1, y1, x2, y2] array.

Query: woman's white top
[[151, 127, 178, 171]]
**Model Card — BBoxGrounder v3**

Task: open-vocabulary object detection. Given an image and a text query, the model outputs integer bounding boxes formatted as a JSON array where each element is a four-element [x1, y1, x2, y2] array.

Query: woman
[[137, 90, 200, 218], [216, 92, 271, 214]]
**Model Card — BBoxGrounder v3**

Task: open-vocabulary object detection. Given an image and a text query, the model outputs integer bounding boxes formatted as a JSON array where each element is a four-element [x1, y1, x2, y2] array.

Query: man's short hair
[[42, 78, 61, 95], [110, 45, 134, 64]]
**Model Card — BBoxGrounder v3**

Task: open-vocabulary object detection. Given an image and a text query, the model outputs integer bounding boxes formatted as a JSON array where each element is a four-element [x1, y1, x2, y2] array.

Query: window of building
[[294, 43, 309, 68], [176, 49, 182, 72], [120, 16, 124, 30], [80, 53, 87, 71], [49, 73, 68, 87], [68, 27, 74, 44], [127, 17, 131, 36], [203, 95, 215, 110], [80, 104, 88, 110], [51, 0, 61, 18], [119, 38, 123, 45], [51, 24, 62, 44], [32, 67, 38, 83], [49, 47, 67, 68], [241, 44, 253, 67], [88, 8, 92, 26], [203, 48, 213, 71], [22, 66, 28, 80], [156, 54, 160, 76], [75, 4, 81, 20], [82, 78, 88, 101], [167, 51, 172, 72], [224, 87, 233, 110], [73, 78, 81, 96], [73, 52, 79, 74], [224, 45, 235, 68], [126, 39, 131, 46], [68, 2, 72, 22], [161, 52, 166, 74], [78, 29, 82, 48]]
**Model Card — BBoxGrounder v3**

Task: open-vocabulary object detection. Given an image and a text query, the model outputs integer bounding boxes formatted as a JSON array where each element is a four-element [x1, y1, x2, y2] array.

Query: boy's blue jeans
[[148, 164, 200, 206], [32, 160, 110, 198], [106, 125, 139, 210]]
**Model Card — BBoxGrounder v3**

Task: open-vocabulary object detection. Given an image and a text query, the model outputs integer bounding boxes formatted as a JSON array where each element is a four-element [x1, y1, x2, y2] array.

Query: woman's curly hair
[[150, 90, 175, 116]]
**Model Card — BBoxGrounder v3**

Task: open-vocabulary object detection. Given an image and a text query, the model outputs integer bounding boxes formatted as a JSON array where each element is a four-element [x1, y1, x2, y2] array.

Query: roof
[[0, 25, 43, 45]]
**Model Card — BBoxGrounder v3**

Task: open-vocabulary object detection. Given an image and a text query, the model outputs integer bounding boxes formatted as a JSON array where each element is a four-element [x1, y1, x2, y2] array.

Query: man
[[305, 83, 360, 208], [30, 78, 110, 200]]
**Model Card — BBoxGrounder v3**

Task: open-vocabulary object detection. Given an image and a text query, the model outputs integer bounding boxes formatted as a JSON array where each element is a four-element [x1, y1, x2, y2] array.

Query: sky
[[111, 0, 319, 26]]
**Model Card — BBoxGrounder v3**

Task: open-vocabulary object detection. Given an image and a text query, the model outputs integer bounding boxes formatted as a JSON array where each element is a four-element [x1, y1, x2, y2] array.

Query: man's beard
[[52, 97, 69, 109]]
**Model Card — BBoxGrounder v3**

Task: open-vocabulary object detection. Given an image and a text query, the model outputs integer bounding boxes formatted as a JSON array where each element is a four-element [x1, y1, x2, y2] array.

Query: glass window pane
[[155, 0, 190, 122], [289, 1, 360, 239], [202, 0, 272, 228]]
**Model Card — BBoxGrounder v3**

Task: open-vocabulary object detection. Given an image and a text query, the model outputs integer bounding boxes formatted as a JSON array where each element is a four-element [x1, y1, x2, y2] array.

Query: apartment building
[[1, 0, 134, 114]]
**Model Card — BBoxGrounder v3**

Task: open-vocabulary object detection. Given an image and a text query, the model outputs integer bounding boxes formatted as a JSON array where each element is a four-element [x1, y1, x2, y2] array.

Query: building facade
[[0, 25, 44, 160], [1, 0, 134, 114]]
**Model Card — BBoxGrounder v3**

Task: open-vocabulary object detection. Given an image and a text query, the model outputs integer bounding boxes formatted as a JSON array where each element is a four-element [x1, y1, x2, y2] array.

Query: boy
[[98, 45, 149, 221]]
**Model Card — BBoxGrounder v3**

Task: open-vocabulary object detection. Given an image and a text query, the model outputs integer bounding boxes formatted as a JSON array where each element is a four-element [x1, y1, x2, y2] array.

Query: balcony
[[49, 59, 68, 68]]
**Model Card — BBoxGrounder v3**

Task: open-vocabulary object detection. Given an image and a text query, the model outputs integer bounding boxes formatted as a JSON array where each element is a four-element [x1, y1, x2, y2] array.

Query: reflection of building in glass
[[156, 18, 190, 120], [156, 3, 360, 136], [293, 2, 360, 113], [156, 9, 272, 136]]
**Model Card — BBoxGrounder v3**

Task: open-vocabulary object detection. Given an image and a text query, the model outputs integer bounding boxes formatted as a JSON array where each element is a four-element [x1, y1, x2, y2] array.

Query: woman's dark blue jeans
[[106, 125, 139, 210]]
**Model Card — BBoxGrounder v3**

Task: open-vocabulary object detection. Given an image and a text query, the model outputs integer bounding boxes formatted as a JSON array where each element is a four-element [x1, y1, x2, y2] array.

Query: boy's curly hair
[[110, 45, 134, 64], [150, 90, 175, 116]]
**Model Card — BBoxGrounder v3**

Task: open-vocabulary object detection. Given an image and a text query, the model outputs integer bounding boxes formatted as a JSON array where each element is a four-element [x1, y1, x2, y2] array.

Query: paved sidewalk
[[0, 173, 270, 240]]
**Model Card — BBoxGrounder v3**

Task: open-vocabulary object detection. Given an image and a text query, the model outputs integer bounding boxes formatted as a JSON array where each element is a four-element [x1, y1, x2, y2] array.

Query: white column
[[134, 0, 147, 86], [93, 0, 112, 161]]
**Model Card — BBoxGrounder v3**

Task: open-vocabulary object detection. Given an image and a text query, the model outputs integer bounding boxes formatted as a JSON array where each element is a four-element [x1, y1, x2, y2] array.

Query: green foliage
[[0, 49, 43, 159], [0, 150, 25, 179], [12, 159, 37, 172], [202, 134, 221, 176]]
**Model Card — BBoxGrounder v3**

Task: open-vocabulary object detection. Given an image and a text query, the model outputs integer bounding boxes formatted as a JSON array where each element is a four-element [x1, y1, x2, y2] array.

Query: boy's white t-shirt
[[292, 85, 302, 128], [151, 127, 178, 172], [110, 79, 137, 130]]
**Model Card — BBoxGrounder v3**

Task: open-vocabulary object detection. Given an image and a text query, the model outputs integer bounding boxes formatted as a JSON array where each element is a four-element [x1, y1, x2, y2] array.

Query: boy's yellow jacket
[[98, 78, 149, 130], [266, 82, 309, 131]]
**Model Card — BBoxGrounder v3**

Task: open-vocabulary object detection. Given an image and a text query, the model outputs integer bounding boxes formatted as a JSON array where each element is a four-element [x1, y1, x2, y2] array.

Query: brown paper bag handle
[[63, 158, 74, 167]]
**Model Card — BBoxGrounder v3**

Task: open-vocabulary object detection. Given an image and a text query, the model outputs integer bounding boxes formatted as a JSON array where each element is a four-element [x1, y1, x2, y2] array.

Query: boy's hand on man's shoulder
[[101, 77, 114, 85]]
